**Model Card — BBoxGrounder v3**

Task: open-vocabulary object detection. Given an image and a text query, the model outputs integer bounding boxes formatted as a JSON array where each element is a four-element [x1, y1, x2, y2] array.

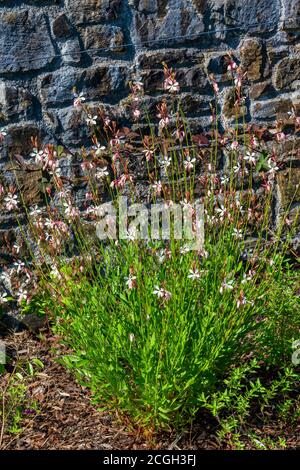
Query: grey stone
[[81, 25, 125, 54], [61, 38, 82, 66], [52, 13, 74, 39], [273, 57, 300, 90], [39, 64, 129, 108], [251, 97, 293, 122], [224, 0, 281, 34], [0, 10, 55, 73], [281, 0, 300, 30], [65, 0, 122, 24], [0, 82, 34, 121]]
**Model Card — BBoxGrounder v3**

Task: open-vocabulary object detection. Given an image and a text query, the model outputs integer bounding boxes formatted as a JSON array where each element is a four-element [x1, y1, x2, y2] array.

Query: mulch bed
[[1, 330, 299, 450]]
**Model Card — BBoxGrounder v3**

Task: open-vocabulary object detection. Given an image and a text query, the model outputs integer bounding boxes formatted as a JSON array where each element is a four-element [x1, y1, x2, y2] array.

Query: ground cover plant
[[0, 59, 299, 445]]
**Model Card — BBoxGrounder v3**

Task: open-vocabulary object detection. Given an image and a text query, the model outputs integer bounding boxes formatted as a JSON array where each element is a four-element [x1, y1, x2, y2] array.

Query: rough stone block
[[65, 0, 122, 24], [82, 25, 125, 54], [61, 38, 82, 66], [1, 123, 41, 158], [273, 57, 300, 90], [239, 38, 263, 81], [39, 64, 129, 107], [0, 82, 34, 121], [251, 97, 293, 122], [0, 10, 55, 73], [52, 13, 74, 39], [278, 168, 300, 209]]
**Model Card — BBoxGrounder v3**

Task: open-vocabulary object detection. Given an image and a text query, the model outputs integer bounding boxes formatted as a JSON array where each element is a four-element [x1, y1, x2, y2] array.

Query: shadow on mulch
[[0, 330, 299, 450]]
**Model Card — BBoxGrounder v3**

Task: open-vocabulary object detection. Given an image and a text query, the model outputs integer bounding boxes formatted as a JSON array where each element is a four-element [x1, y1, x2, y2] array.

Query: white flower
[[73, 92, 86, 108], [125, 275, 137, 289], [233, 163, 241, 174], [29, 205, 42, 217], [50, 265, 62, 280], [133, 108, 141, 119], [244, 151, 257, 165], [220, 175, 229, 186], [0, 271, 12, 285], [143, 149, 154, 161], [161, 155, 171, 169], [158, 117, 170, 130], [13, 243, 21, 254], [129, 333, 135, 342], [188, 268, 201, 280], [4, 193, 19, 211], [241, 271, 254, 284], [184, 156, 196, 172], [14, 260, 25, 274], [95, 167, 109, 180], [164, 77, 180, 93], [0, 130, 7, 142], [17, 288, 28, 304], [44, 218, 56, 230], [30, 148, 45, 165], [237, 295, 247, 309], [153, 286, 172, 300], [63, 203, 80, 220], [86, 115, 97, 126], [220, 279, 235, 294], [93, 144, 106, 156], [152, 180, 162, 196], [233, 228, 243, 239], [216, 204, 227, 220], [0, 292, 8, 304], [267, 159, 279, 178]]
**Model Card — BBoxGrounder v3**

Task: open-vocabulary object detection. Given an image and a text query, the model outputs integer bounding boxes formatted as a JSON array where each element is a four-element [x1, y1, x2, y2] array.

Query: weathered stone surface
[[273, 57, 300, 90], [82, 25, 125, 54], [55, 106, 90, 147], [206, 53, 231, 80], [1, 123, 41, 158], [52, 13, 74, 39], [239, 38, 262, 81], [38, 68, 81, 107], [0, 83, 34, 121], [249, 81, 271, 100], [281, 0, 300, 30], [251, 97, 293, 122], [65, 0, 122, 24], [84, 64, 130, 101], [223, 88, 247, 119], [224, 0, 281, 34], [141, 65, 208, 94], [137, 48, 204, 69], [39, 65, 129, 107], [61, 38, 82, 66], [0, 10, 55, 73], [273, 136, 300, 163], [132, 0, 205, 44], [278, 168, 300, 209]]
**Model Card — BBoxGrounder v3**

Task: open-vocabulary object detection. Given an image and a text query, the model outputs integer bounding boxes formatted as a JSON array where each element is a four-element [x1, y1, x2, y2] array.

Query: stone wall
[[0, 2, 299, 248], [0, 0, 299, 153], [0, 0, 299, 328]]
